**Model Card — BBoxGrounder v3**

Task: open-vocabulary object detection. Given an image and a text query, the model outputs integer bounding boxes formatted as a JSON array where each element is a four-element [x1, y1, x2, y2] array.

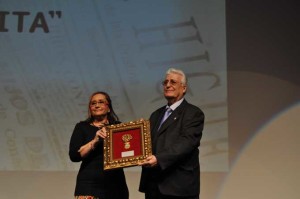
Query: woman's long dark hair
[[85, 91, 119, 124]]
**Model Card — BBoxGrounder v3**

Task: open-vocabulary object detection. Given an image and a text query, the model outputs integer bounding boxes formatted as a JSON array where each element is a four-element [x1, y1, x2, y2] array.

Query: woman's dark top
[[69, 121, 129, 199]]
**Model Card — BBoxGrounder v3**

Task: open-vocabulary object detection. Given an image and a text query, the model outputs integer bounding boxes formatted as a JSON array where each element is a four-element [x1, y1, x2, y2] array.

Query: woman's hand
[[78, 127, 107, 157], [96, 127, 107, 139]]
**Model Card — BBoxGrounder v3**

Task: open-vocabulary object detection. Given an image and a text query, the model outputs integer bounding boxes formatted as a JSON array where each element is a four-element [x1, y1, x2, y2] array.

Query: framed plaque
[[103, 119, 152, 170]]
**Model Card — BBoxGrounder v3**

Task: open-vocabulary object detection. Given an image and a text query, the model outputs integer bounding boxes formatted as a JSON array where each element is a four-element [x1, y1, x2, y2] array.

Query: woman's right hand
[[96, 127, 107, 139]]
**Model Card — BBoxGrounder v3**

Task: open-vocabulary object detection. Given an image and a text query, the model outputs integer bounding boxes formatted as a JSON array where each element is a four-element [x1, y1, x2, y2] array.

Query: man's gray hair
[[166, 68, 187, 85]]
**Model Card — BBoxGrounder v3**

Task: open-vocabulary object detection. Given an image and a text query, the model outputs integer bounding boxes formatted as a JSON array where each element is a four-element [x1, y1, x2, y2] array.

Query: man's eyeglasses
[[162, 79, 182, 86], [90, 100, 108, 107]]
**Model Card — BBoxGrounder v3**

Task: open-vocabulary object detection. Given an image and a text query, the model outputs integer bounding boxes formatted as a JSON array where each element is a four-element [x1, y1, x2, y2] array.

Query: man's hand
[[138, 155, 158, 167]]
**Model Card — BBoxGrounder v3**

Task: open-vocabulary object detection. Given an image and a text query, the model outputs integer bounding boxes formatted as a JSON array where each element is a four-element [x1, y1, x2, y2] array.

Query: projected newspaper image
[[0, 0, 227, 171]]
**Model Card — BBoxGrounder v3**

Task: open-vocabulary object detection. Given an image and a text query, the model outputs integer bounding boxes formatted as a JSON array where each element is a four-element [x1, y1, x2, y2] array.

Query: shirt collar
[[166, 98, 184, 111]]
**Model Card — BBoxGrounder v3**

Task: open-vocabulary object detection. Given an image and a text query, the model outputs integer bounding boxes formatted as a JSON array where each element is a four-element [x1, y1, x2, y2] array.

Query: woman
[[69, 91, 129, 199]]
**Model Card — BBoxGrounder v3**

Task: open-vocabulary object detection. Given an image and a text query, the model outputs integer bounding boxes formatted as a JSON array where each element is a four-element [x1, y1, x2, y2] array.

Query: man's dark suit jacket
[[139, 99, 205, 197]]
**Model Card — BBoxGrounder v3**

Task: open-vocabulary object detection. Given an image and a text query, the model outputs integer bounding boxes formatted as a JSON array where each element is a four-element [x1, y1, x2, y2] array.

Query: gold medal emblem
[[122, 134, 133, 149]]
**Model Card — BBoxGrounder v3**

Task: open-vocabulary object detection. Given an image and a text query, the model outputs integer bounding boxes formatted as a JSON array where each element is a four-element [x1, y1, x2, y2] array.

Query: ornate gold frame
[[103, 119, 152, 170]]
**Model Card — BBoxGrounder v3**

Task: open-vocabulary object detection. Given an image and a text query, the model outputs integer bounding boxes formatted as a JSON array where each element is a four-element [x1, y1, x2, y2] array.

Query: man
[[139, 68, 205, 199]]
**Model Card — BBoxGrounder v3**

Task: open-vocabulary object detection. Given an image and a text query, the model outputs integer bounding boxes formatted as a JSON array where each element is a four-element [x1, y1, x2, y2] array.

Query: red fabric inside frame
[[112, 128, 142, 160]]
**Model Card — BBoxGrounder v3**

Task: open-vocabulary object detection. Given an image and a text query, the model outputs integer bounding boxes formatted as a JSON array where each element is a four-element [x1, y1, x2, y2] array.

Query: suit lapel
[[157, 100, 187, 135], [151, 107, 166, 140], [151, 107, 167, 153]]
